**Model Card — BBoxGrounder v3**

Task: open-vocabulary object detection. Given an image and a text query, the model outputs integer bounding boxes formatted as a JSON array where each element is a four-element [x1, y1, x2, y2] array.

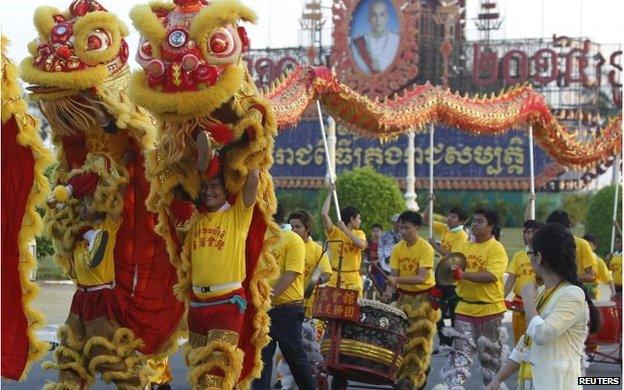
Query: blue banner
[[271, 121, 553, 179]]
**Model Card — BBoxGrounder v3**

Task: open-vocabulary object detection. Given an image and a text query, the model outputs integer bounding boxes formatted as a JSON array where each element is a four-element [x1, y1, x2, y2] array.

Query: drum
[[321, 299, 408, 384], [586, 301, 621, 344]]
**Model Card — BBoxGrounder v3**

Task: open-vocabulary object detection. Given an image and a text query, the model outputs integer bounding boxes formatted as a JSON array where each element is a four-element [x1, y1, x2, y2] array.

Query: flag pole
[[316, 100, 342, 221], [529, 125, 536, 219], [429, 122, 435, 239]]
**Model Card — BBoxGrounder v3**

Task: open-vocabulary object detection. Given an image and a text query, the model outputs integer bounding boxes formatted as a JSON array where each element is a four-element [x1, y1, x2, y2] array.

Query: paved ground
[[4, 282, 621, 389]]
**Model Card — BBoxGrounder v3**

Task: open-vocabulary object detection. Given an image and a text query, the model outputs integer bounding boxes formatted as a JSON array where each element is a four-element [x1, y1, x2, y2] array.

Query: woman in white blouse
[[486, 223, 601, 390]]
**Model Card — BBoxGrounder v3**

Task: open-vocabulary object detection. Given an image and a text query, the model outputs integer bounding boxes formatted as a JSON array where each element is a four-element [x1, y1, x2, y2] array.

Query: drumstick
[[370, 263, 389, 281]]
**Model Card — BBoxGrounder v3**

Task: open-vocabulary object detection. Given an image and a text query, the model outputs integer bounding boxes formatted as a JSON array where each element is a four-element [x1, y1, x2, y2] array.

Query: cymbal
[[435, 252, 467, 286]]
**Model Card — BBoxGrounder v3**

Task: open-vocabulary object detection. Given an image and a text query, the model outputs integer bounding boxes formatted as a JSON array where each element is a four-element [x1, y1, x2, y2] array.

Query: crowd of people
[[255, 183, 622, 390], [53, 163, 621, 389]]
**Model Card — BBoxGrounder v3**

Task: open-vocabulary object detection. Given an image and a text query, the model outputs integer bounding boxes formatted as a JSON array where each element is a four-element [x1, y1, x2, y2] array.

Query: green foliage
[[586, 185, 622, 256], [315, 167, 405, 237], [35, 233, 55, 260], [276, 189, 316, 214], [561, 192, 592, 226], [36, 162, 58, 274]]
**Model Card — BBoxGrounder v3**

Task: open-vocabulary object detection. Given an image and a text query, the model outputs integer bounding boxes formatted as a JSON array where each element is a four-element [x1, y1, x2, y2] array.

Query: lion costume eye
[[86, 30, 110, 51], [208, 28, 236, 58], [72, 11, 128, 66]]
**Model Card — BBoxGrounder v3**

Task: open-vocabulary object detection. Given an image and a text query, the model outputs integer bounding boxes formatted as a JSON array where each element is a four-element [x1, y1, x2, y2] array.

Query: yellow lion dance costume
[[19, 0, 184, 388], [128, 0, 279, 388]]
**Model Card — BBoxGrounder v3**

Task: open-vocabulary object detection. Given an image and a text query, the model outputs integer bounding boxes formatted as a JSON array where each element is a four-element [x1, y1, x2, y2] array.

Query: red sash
[[353, 36, 376, 73]]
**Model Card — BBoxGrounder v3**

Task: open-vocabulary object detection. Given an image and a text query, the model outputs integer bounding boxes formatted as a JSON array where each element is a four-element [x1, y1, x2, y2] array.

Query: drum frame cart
[[313, 241, 411, 390], [584, 298, 622, 365], [321, 317, 409, 390]]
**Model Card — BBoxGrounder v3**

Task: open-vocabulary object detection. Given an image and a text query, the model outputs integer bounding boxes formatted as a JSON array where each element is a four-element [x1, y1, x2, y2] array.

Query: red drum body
[[587, 303, 621, 344]]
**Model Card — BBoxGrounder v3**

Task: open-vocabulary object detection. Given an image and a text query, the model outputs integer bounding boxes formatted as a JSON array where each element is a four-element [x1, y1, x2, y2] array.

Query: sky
[[1, 0, 622, 66]]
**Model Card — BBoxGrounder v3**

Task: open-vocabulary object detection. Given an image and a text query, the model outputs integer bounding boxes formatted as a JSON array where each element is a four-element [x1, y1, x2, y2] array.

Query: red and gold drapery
[[265, 66, 621, 169]]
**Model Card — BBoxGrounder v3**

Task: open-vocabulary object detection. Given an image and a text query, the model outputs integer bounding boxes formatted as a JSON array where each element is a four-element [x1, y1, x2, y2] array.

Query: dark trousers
[[252, 304, 315, 390], [436, 284, 458, 346]]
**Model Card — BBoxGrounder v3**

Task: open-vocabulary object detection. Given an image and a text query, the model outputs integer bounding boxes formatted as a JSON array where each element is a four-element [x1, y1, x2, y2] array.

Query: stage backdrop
[[271, 120, 564, 191]]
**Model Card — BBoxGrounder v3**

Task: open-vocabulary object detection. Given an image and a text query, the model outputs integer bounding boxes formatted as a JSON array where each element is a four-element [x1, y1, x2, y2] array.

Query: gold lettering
[[504, 136, 525, 175], [275, 148, 295, 165], [336, 139, 353, 165], [295, 144, 313, 166], [364, 147, 384, 166], [314, 139, 325, 165], [384, 146, 404, 165]]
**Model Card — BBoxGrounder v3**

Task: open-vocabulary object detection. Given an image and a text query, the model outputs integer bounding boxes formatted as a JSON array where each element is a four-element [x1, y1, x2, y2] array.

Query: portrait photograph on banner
[[331, 0, 420, 97], [349, 0, 400, 75]]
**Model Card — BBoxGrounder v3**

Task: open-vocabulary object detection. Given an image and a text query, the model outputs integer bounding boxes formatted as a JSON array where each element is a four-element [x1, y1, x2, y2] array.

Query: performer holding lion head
[[128, 0, 279, 388]]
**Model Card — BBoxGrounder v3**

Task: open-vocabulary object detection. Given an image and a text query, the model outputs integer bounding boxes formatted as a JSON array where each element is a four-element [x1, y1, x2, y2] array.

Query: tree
[[586, 185, 622, 256], [561, 192, 592, 226], [317, 167, 406, 236]]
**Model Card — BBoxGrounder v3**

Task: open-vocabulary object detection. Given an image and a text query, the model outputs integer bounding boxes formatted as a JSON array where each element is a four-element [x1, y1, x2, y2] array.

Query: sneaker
[[86, 230, 109, 269]]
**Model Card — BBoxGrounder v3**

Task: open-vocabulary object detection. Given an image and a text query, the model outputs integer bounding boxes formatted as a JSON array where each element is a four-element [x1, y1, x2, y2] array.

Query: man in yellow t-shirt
[[546, 210, 597, 282], [422, 193, 469, 349], [52, 195, 151, 388], [583, 233, 616, 300], [609, 234, 622, 295], [383, 211, 439, 388], [441, 208, 509, 389], [422, 193, 469, 255], [504, 220, 542, 344], [187, 169, 258, 389], [254, 204, 315, 389], [288, 210, 332, 314], [321, 190, 367, 295]]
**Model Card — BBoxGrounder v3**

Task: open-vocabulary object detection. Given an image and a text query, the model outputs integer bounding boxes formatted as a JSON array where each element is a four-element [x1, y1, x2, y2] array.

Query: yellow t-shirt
[[270, 230, 305, 306], [326, 225, 366, 292], [455, 238, 508, 317], [433, 221, 469, 252], [506, 250, 536, 296], [389, 238, 435, 292], [575, 236, 597, 280], [303, 239, 332, 287], [595, 256, 613, 284], [609, 254, 622, 286], [190, 194, 254, 297], [74, 217, 122, 286]]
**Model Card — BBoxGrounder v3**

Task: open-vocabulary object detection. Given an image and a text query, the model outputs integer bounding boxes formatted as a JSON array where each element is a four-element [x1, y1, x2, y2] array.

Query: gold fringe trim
[[185, 340, 244, 390], [397, 297, 441, 388], [82, 327, 149, 389], [42, 346, 93, 385], [1, 35, 53, 381], [42, 381, 82, 390]]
